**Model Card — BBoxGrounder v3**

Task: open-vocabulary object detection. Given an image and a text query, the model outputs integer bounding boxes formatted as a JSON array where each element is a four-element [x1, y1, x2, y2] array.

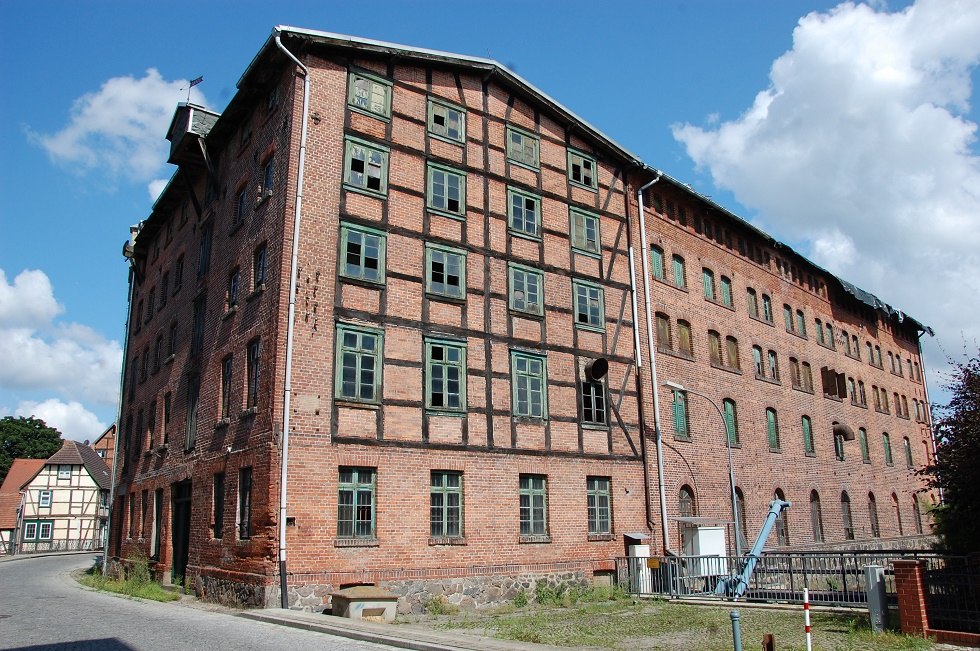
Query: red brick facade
[[110, 28, 935, 610]]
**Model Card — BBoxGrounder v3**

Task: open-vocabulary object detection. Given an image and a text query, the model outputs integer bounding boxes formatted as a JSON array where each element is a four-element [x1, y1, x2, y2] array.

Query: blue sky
[[1, 0, 977, 440]]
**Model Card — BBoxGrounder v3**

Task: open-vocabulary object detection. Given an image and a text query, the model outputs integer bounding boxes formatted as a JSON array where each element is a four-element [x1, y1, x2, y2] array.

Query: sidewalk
[[239, 608, 569, 651]]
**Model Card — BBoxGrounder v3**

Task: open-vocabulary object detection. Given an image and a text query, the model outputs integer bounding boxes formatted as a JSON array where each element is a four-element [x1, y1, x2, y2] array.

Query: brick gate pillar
[[892, 559, 929, 637]]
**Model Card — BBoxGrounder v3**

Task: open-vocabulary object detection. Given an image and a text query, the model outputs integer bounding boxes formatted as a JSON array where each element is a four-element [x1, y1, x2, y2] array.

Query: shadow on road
[[7, 640, 136, 651]]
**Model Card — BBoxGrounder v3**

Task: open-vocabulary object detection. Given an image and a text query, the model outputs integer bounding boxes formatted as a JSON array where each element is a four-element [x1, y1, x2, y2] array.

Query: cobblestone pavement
[[0, 554, 399, 651]]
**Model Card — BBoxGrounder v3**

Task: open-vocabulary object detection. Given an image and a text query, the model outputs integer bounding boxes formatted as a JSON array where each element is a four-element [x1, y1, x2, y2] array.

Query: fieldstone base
[[195, 573, 272, 608]]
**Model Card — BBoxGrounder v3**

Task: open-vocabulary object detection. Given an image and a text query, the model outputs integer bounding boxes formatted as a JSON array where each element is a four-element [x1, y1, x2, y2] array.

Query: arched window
[[767, 350, 779, 381], [904, 437, 913, 468], [883, 433, 894, 465], [726, 336, 740, 370], [913, 496, 924, 535], [677, 320, 693, 357], [892, 493, 903, 536], [859, 428, 870, 462], [753, 346, 764, 376], [802, 362, 814, 392], [702, 268, 716, 300], [708, 330, 723, 365], [815, 318, 824, 344], [672, 254, 686, 288], [671, 389, 689, 439], [766, 408, 780, 450], [841, 492, 855, 540], [761, 294, 773, 322], [650, 245, 665, 280], [746, 288, 759, 318], [810, 490, 824, 543], [802, 415, 814, 455], [868, 492, 880, 538], [774, 488, 789, 545], [655, 313, 671, 350], [735, 487, 748, 550], [679, 485, 695, 517], [783, 304, 794, 331], [723, 399, 739, 445]]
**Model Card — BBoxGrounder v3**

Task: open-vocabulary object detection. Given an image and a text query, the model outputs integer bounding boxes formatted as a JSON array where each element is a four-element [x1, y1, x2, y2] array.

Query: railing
[[0, 541, 14, 555], [924, 556, 980, 634], [616, 550, 939, 607], [13, 539, 102, 555]]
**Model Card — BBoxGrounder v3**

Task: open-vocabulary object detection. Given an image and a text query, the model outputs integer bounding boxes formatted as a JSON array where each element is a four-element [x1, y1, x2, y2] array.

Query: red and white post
[[803, 587, 812, 651]]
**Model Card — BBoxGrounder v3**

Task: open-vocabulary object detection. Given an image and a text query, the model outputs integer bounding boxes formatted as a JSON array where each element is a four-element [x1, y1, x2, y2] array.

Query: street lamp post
[[663, 381, 742, 558]]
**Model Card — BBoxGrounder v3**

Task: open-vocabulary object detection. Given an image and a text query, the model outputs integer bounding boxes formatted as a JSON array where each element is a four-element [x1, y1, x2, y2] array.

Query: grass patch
[[77, 552, 179, 603]]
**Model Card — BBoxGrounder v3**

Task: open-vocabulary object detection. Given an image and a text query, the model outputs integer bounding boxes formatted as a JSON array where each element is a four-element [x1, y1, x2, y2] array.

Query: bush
[[513, 588, 528, 608], [77, 553, 178, 602], [422, 594, 459, 616]]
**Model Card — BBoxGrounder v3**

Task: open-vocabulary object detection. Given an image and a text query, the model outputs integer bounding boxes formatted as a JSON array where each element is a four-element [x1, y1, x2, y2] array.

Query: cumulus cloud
[[147, 178, 169, 201], [672, 0, 980, 372], [12, 399, 107, 442], [28, 68, 208, 183], [0, 268, 122, 406]]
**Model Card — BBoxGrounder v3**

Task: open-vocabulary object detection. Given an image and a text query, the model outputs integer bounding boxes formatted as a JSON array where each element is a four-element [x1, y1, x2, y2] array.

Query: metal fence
[[924, 556, 980, 634], [12, 539, 102, 555], [616, 550, 938, 607]]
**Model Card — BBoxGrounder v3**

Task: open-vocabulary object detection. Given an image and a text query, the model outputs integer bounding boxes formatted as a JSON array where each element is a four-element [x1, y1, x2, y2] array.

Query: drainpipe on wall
[[636, 173, 673, 555], [274, 29, 310, 610]]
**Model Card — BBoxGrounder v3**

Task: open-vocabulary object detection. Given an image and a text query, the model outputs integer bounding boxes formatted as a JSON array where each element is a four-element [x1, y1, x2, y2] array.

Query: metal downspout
[[274, 30, 310, 610], [636, 174, 672, 555]]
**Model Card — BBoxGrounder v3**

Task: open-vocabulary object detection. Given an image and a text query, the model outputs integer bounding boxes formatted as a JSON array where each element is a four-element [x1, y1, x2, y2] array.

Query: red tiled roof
[[47, 440, 111, 490], [0, 458, 46, 530]]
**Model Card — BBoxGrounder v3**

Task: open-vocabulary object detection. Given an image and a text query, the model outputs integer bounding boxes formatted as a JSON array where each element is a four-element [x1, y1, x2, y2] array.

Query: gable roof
[[0, 458, 47, 530], [46, 440, 112, 490]]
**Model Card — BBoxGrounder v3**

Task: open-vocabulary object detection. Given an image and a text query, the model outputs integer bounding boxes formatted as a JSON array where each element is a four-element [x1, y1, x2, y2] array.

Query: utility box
[[682, 525, 728, 576], [627, 543, 652, 594]]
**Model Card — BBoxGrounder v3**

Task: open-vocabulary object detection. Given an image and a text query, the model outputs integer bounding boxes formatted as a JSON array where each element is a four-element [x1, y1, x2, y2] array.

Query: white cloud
[[672, 0, 980, 378], [28, 68, 208, 183], [13, 399, 107, 443], [147, 178, 169, 201], [0, 268, 122, 406]]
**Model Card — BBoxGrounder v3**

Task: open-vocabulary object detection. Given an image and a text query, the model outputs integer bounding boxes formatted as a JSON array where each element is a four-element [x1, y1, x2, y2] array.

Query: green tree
[[921, 353, 980, 552], [0, 416, 63, 486]]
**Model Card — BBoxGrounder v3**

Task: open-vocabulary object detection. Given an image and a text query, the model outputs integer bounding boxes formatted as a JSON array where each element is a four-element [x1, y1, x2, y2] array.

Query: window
[[253, 244, 267, 289], [672, 255, 686, 288], [762, 294, 773, 322], [581, 376, 606, 425], [859, 428, 870, 462], [767, 350, 780, 381], [58, 464, 71, 480], [430, 471, 462, 538], [650, 245, 665, 281], [656, 313, 672, 350], [568, 150, 597, 189], [343, 137, 389, 196], [796, 310, 806, 336], [679, 486, 695, 518], [173, 256, 184, 294], [168, 322, 178, 358], [726, 336, 741, 370], [746, 288, 759, 318], [883, 433, 894, 466], [427, 99, 465, 143], [338, 467, 376, 539], [735, 487, 748, 550], [261, 157, 274, 198], [39, 490, 52, 508], [507, 187, 541, 238], [783, 304, 793, 332], [425, 244, 465, 299], [703, 269, 716, 300], [802, 362, 814, 392], [197, 220, 213, 279], [160, 273, 168, 309], [238, 467, 253, 540], [227, 268, 240, 309], [753, 346, 764, 377], [834, 424, 846, 461], [427, 163, 466, 217], [246, 338, 261, 409], [708, 331, 723, 365], [766, 408, 780, 450], [519, 474, 548, 536], [720, 276, 733, 307], [511, 351, 547, 419], [904, 436, 914, 468], [809, 491, 825, 542], [790, 358, 802, 388], [570, 208, 601, 256], [587, 477, 611, 535], [191, 296, 206, 354], [23, 520, 53, 541], [508, 264, 543, 316], [573, 281, 604, 330], [234, 188, 248, 225], [913, 497, 924, 535], [425, 339, 466, 412], [868, 492, 880, 538], [677, 320, 693, 357], [147, 400, 156, 446], [802, 415, 815, 455], [815, 319, 824, 345], [774, 489, 789, 545], [672, 389, 689, 439], [163, 392, 171, 444], [185, 374, 200, 451], [213, 473, 225, 539], [841, 492, 855, 540], [893, 493, 903, 536], [723, 398, 739, 445], [146, 288, 155, 323], [128, 359, 138, 401], [340, 223, 386, 283], [336, 324, 383, 403], [347, 70, 391, 118], [140, 347, 149, 382], [826, 322, 835, 348], [506, 125, 539, 169], [858, 381, 867, 406], [875, 345, 882, 367], [866, 342, 874, 364]]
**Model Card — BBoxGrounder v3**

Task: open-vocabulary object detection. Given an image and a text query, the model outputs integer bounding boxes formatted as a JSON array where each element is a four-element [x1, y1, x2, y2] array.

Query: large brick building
[[110, 27, 935, 609]]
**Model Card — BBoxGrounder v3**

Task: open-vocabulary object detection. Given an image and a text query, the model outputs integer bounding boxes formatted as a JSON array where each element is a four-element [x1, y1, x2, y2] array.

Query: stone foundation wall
[[195, 572, 273, 608]]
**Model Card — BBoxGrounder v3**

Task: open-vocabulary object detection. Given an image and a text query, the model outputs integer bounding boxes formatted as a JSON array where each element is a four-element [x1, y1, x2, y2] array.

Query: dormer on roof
[[166, 102, 220, 168]]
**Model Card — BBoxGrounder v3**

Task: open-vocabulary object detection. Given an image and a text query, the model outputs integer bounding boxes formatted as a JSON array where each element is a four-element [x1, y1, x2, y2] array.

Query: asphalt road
[[0, 554, 399, 651]]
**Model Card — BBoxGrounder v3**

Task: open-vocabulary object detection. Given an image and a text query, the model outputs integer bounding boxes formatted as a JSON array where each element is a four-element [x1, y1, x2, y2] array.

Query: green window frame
[[570, 208, 601, 256], [766, 408, 780, 451], [506, 125, 540, 169], [573, 280, 604, 331], [650, 245, 665, 281], [904, 437, 914, 468], [672, 390, 689, 439], [507, 187, 541, 239], [347, 70, 392, 119], [424, 339, 466, 412], [672, 254, 686, 288], [335, 324, 383, 404], [784, 304, 794, 331], [519, 474, 548, 536], [511, 350, 547, 419], [427, 98, 465, 143], [720, 276, 733, 307], [723, 398, 739, 445], [568, 149, 597, 190], [883, 433, 894, 466], [746, 288, 759, 318], [430, 471, 463, 538], [802, 415, 815, 455], [343, 137, 389, 197], [22, 520, 54, 541], [425, 244, 466, 299], [703, 268, 716, 300], [815, 319, 825, 345], [427, 163, 466, 217], [340, 223, 386, 284], [859, 428, 870, 462], [581, 377, 606, 425], [587, 476, 611, 535], [508, 264, 543, 316], [337, 467, 376, 539], [762, 294, 773, 322], [796, 310, 807, 336]]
